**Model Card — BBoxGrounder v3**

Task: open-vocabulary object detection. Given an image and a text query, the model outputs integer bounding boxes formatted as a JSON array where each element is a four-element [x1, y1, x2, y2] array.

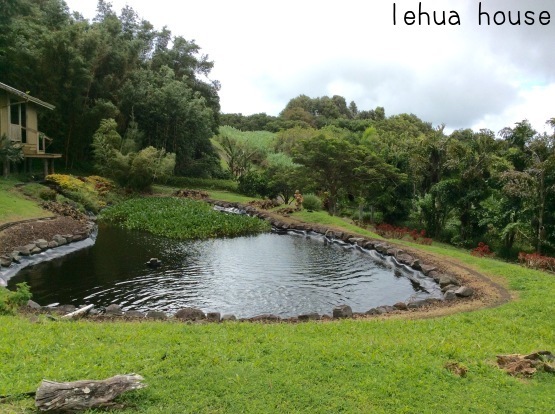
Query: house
[[0, 82, 61, 176]]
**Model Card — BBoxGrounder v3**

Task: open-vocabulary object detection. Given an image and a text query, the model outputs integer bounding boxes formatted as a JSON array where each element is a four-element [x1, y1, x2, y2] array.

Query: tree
[[0, 134, 24, 177]]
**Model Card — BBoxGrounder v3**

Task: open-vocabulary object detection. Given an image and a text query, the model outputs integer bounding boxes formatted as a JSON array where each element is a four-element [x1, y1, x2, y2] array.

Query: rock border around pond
[[0, 222, 96, 286]]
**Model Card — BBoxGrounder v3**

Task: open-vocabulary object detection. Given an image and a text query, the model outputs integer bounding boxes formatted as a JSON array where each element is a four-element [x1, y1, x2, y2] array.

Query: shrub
[[375, 223, 432, 245], [471, 242, 494, 258], [518, 252, 555, 272], [0, 283, 32, 315], [38, 188, 57, 201], [302, 193, 323, 211], [238, 172, 270, 197]]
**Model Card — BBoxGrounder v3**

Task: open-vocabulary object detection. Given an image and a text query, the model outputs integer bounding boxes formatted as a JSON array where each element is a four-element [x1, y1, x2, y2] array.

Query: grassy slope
[[1, 187, 554, 413], [0, 179, 53, 225]]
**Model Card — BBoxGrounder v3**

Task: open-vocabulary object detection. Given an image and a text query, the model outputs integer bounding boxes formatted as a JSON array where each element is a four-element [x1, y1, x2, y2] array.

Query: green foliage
[[92, 119, 176, 190], [99, 197, 270, 239], [0, 283, 31, 315], [301, 193, 323, 211], [0, 2, 219, 170], [164, 176, 238, 192], [0, 134, 24, 177], [237, 171, 270, 198]]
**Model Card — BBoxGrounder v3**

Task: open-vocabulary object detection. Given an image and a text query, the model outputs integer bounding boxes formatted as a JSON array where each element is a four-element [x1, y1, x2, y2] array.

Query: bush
[[302, 193, 323, 211], [471, 242, 494, 258], [165, 176, 238, 192], [38, 188, 57, 201], [518, 252, 555, 272], [238, 172, 270, 197], [0, 283, 32, 315]]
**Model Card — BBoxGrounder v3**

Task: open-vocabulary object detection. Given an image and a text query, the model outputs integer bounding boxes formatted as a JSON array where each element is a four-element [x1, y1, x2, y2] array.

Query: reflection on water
[[9, 225, 439, 317]]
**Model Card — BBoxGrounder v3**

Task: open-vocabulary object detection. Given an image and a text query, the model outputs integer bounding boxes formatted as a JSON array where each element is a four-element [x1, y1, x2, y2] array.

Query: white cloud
[[64, 0, 555, 133]]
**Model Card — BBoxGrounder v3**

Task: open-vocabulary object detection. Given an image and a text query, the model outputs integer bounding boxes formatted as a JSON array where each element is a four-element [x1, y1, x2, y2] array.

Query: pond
[[8, 225, 442, 318]]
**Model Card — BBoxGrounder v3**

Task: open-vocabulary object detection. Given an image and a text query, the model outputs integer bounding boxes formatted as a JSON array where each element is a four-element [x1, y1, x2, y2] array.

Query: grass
[[99, 197, 270, 240], [293, 210, 382, 239], [1, 180, 554, 413], [0, 179, 53, 224]]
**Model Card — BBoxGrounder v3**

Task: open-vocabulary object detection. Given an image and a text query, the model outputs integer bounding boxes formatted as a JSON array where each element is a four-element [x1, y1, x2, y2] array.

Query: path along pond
[[8, 220, 443, 318]]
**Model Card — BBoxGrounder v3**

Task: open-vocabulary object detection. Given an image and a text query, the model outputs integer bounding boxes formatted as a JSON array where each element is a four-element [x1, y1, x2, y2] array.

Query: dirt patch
[[0, 216, 89, 255]]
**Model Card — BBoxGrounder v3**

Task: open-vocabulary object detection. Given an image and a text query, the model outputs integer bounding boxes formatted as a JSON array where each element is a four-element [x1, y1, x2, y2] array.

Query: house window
[[9, 102, 27, 143]]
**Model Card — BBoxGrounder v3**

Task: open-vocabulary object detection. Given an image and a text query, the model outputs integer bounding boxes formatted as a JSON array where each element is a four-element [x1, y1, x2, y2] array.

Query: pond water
[[9, 225, 441, 318]]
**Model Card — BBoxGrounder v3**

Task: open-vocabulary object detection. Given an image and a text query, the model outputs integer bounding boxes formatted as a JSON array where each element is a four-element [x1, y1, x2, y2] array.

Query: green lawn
[[1, 183, 554, 413], [0, 179, 52, 224]]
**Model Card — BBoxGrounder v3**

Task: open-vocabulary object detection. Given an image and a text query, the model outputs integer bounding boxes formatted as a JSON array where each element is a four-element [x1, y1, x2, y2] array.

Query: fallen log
[[35, 373, 146, 412], [60, 304, 94, 320]]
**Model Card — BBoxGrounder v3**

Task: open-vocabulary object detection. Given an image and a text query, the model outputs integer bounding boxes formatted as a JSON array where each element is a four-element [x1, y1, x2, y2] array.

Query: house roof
[[0, 82, 55, 110]]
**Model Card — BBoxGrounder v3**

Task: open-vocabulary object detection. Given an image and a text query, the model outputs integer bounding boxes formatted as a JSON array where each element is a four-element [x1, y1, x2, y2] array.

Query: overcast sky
[[64, 0, 554, 134]]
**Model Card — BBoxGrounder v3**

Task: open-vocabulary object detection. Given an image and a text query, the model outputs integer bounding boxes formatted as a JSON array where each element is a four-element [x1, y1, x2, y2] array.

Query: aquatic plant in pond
[[98, 197, 270, 240]]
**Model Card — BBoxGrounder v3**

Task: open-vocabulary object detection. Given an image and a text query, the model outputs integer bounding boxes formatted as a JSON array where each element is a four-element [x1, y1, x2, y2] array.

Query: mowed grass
[[0, 179, 52, 224]]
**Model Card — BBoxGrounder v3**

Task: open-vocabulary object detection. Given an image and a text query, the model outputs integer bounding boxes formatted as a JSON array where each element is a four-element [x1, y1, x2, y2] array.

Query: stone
[[332, 304, 353, 319], [387, 248, 400, 256], [298, 313, 321, 321], [47, 241, 59, 249], [248, 314, 281, 322], [444, 290, 458, 301], [428, 270, 441, 281], [439, 275, 460, 288], [15, 246, 31, 256], [62, 234, 74, 243], [397, 253, 415, 265], [146, 311, 168, 320], [420, 264, 438, 276], [0, 256, 12, 267], [145, 258, 162, 268], [54, 304, 77, 314], [455, 286, 474, 297], [124, 310, 146, 318], [349, 237, 365, 245], [441, 284, 458, 293], [411, 259, 422, 271], [407, 300, 428, 309], [53, 235, 68, 245], [71, 233, 86, 242], [341, 233, 353, 242], [362, 241, 375, 249], [105, 304, 123, 316], [36, 240, 49, 250], [30, 247, 42, 255], [221, 314, 237, 321], [206, 312, 221, 322], [174, 307, 206, 321], [374, 243, 390, 254], [365, 308, 379, 315], [393, 302, 408, 311], [27, 300, 42, 310], [10, 252, 21, 263], [325, 230, 335, 238]]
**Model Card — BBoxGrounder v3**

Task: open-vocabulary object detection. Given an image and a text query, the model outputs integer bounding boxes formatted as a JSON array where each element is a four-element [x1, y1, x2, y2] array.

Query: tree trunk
[[35, 374, 146, 412]]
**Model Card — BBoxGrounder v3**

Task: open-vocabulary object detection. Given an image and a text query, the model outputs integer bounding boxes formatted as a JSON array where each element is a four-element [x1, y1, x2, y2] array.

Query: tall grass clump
[[99, 197, 270, 239], [0, 283, 31, 315]]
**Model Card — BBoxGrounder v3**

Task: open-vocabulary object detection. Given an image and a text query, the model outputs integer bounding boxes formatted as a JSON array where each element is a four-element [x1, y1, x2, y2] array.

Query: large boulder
[[332, 304, 353, 319], [455, 286, 474, 297], [174, 307, 206, 321]]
